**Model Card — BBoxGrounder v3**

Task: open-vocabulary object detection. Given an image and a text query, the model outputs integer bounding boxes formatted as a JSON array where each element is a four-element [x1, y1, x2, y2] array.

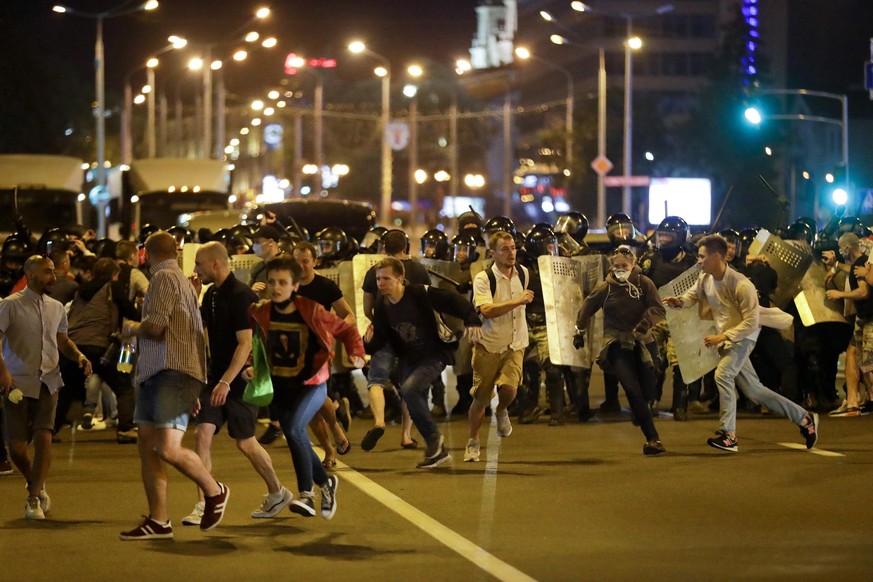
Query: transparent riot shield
[[316, 263, 353, 368], [351, 253, 386, 337], [658, 265, 720, 383], [417, 257, 464, 291], [230, 253, 263, 286], [794, 260, 847, 327], [747, 229, 814, 309]]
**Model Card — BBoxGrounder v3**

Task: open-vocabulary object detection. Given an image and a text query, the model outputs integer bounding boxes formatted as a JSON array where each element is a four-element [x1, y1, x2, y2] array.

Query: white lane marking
[[321, 451, 536, 582], [477, 403, 502, 549], [777, 443, 845, 457]]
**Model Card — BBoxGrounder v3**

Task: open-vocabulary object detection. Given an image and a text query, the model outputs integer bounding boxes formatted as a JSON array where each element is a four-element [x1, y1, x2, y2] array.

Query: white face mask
[[252, 243, 264, 257], [613, 269, 630, 281]]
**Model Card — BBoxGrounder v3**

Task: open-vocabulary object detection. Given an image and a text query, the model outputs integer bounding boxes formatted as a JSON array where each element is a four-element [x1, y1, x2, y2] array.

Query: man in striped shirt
[[119, 232, 229, 541]]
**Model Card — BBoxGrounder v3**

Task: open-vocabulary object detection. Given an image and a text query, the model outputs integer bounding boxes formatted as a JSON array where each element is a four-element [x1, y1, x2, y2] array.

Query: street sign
[[604, 175, 650, 187], [386, 121, 410, 151], [865, 62, 873, 89], [590, 155, 613, 176]]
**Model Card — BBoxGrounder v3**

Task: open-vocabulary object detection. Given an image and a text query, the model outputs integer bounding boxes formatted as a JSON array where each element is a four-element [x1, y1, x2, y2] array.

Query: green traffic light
[[744, 107, 762, 124]]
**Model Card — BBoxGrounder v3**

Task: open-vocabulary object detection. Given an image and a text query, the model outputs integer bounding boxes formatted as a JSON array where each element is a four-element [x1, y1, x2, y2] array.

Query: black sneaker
[[800, 412, 819, 449], [290, 491, 316, 517], [519, 405, 543, 424], [643, 440, 666, 456], [119, 516, 174, 541], [257, 425, 283, 445], [320, 476, 338, 520], [417, 446, 452, 469], [707, 433, 738, 453]]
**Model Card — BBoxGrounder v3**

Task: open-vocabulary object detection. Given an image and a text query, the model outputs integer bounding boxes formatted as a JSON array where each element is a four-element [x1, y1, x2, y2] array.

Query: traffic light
[[829, 163, 848, 205]]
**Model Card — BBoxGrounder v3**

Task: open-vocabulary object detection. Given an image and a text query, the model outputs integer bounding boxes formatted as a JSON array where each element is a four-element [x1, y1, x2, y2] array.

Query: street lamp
[[514, 46, 574, 178], [348, 41, 393, 225], [52, 0, 159, 236], [404, 64, 424, 225], [744, 88, 849, 216]]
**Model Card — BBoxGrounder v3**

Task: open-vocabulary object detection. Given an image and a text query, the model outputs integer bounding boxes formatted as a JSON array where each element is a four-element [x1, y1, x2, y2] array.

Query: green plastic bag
[[243, 334, 274, 407]]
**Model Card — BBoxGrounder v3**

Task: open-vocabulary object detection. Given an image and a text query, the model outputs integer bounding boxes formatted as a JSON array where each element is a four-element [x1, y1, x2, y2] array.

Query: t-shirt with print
[[382, 292, 442, 359], [269, 307, 319, 406], [297, 274, 343, 311]]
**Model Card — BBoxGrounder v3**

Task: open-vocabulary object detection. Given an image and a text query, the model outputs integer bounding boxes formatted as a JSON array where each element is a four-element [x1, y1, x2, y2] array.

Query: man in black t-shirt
[[182, 242, 293, 525], [359, 230, 431, 451], [365, 257, 482, 468]]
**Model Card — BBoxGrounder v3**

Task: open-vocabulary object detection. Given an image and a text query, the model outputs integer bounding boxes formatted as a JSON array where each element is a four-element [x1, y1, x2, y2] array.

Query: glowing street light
[[407, 64, 423, 78], [251, 99, 264, 111], [825, 173, 835, 183], [146, 57, 159, 68], [261, 37, 277, 48], [832, 188, 848, 205], [540, 10, 554, 22], [744, 106, 763, 124], [133, 94, 146, 105], [414, 169, 428, 184], [233, 50, 248, 62], [267, 90, 280, 99], [255, 6, 270, 19], [210, 60, 223, 71], [245, 31, 260, 43], [627, 36, 643, 50], [374, 66, 388, 78], [188, 57, 204, 70]]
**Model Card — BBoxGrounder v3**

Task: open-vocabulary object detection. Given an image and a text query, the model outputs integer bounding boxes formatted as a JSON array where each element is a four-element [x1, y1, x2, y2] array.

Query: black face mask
[[273, 291, 296, 310], [659, 245, 683, 262]]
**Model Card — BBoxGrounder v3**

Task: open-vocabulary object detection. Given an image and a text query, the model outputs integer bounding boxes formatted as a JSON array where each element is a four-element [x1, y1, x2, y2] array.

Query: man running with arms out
[[120, 232, 229, 540], [0, 255, 92, 519], [181, 242, 292, 527], [662, 234, 819, 453], [465, 231, 532, 462], [365, 258, 482, 468]]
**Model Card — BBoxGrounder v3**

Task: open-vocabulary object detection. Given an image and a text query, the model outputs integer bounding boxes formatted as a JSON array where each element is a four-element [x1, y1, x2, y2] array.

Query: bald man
[[0, 255, 91, 520], [120, 232, 229, 540], [181, 242, 292, 525]]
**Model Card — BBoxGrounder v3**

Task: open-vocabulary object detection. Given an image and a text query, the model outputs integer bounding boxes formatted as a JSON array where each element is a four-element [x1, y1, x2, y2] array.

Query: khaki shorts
[[3, 384, 58, 444], [471, 346, 523, 406]]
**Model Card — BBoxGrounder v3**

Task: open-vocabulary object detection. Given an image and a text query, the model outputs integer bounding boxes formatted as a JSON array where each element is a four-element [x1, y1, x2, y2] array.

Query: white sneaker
[[251, 487, 293, 518], [496, 410, 513, 437], [38, 489, 51, 514], [181, 501, 205, 526], [25, 496, 45, 520], [464, 439, 480, 462]]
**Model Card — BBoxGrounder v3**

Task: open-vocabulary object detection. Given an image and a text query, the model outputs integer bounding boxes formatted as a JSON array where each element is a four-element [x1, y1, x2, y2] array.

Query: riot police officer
[[555, 211, 589, 257], [420, 229, 450, 260], [640, 216, 699, 419]]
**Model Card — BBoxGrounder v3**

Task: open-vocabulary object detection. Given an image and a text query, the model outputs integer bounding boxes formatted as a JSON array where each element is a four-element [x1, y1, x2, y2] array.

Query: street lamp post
[[349, 41, 393, 225], [623, 30, 641, 215], [53, 1, 159, 237], [514, 47, 574, 178], [745, 88, 849, 213]]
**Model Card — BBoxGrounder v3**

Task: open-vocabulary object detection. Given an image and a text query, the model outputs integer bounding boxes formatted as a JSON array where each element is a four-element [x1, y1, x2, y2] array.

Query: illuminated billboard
[[648, 177, 712, 226]]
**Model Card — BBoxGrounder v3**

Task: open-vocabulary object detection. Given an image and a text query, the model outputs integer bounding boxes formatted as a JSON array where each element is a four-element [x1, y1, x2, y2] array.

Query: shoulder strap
[[487, 265, 527, 295]]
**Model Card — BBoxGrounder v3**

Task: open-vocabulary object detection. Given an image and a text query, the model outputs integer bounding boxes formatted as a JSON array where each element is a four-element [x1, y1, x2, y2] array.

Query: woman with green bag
[[243, 256, 365, 520]]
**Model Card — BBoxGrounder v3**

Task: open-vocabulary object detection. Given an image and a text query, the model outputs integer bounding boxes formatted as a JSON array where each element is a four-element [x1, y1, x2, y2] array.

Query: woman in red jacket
[[244, 256, 364, 520]]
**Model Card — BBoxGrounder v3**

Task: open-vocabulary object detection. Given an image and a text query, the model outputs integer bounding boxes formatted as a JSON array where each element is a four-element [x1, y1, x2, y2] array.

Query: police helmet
[[420, 229, 449, 260], [483, 216, 517, 241], [380, 229, 410, 255], [555, 211, 589, 243], [450, 232, 479, 264], [1, 234, 34, 269], [38, 227, 68, 256], [314, 226, 352, 261], [785, 221, 815, 246], [605, 213, 637, 246], [525, 224, 558, 257], [359, 226, 388, 254], [138, 224, 161, 246]]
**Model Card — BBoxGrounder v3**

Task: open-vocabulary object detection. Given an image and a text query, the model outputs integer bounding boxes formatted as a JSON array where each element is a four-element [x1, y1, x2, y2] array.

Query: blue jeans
[[399, 358, 446, 445], [275, 382, 328, 493], [714, 339, 807, 434]]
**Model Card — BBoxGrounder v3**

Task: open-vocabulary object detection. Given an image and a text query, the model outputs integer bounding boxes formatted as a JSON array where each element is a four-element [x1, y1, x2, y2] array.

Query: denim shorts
[[135, 370, 204, 431], [367, 345, 397, 388]]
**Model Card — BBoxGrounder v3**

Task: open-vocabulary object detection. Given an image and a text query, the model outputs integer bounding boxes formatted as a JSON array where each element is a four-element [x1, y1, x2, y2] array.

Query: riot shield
[[540, 255, 590, 367], [746, 229, 813, 309], [351, 253, 386, 337], [417, 257, 464, 291], [230, 253, 263, 286], [658, 265, 720, 383], [794, 260, 847, 327], [316, 264, 354, 368], [180, 243, 202, 278], [575, 254, 609, 366]]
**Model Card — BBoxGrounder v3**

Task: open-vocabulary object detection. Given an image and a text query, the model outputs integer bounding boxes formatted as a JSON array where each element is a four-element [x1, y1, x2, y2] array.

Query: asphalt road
[[1, 369, 872, 581]]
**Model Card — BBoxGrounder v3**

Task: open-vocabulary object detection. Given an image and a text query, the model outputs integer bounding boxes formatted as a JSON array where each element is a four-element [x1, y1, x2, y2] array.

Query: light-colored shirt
[[473, 263, 529, 353], [136, 259, 207, 385], [0, 287, 68, 397], [680, 267, 761, 344]]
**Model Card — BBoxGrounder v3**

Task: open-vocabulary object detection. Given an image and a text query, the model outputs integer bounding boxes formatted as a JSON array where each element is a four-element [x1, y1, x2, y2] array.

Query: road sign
[[866, 61, 873, 99], [590, 155, 613, 176], [386, 121, 410, 151], [604, 175, 650, 187]]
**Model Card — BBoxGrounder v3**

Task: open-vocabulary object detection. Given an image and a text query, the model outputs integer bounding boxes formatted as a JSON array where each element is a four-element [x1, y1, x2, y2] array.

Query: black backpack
[[484, 264, 528, 297]]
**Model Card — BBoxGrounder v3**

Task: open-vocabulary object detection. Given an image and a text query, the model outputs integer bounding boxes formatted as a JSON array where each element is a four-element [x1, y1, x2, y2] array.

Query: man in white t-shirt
[[663, 234, 818, 453]]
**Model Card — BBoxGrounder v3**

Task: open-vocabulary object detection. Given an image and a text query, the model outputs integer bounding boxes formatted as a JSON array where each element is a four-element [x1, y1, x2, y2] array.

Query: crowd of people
[[3, 204, 868, 538]]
